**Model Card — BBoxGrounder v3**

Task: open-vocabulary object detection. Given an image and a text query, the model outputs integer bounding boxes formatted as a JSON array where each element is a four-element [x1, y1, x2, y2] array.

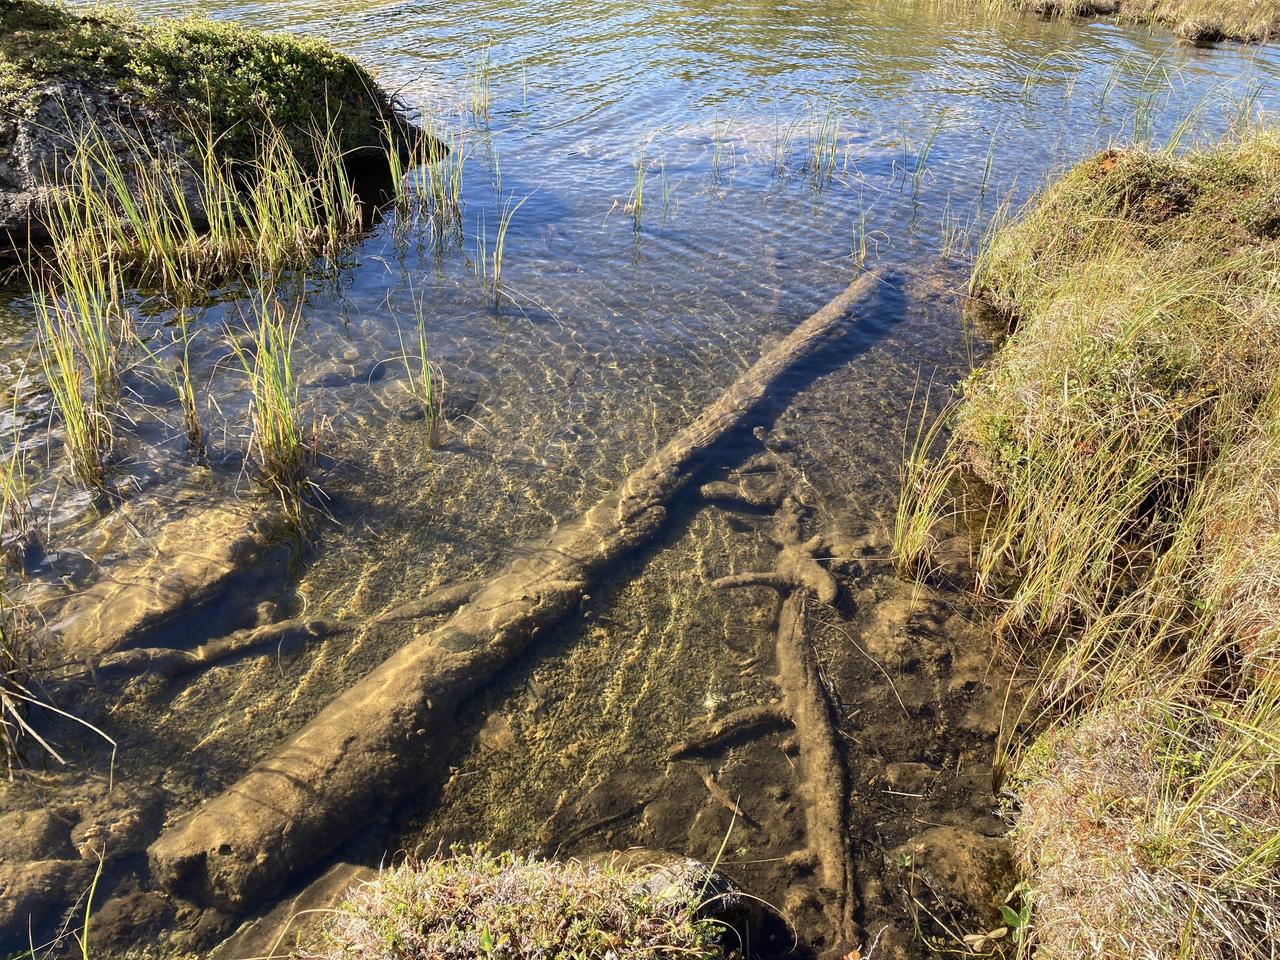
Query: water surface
[[2, 0, 1276, 952]]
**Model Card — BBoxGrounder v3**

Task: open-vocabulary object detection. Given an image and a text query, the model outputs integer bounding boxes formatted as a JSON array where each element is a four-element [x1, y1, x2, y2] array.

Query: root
[[86, 618, 345, 683], [696, 766, 761, 829], [709, 482, 859, 950], [775, 590, 857, 949], [710, 571, 798, 594], [667, 705, 793, 760], [148, 272, 885, 912], [374, 581, 484, 623], [74, 580, 480, 687]]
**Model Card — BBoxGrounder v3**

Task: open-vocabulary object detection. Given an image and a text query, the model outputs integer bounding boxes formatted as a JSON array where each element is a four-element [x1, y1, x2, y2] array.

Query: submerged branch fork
[[147, 268, 884, 915]]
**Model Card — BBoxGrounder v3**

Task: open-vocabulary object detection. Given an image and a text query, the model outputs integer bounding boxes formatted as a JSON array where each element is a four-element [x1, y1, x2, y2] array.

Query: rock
[[208, 862, 374, 959], [1, 1, 420, 257], [882, 761, 937, 795], [0, 78, 185, 252], [0, 859, 95, 936], [88, 891, 176, 954], [891, 826, 1016, 927], [0, 808, 78, 863], [71, 786, 165, 860], [51, 500, 289, 656]]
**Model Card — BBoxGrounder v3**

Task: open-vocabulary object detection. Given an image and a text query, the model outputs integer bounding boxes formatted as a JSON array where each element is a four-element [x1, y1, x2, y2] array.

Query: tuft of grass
[[807, 99, 843, 186], [468, 44, 493, 124], [908, 111, 945, 197], [626, 147, 647, 226], [163, 311, 205, 460], [35, 283, 113, 494], [229, 295, 307, 516], [306, 849, 727, 960], [0, 398, 35, 569], [897, 128, 1280, 959], [396, 292, 446, 449], [42, 115, 366, 298], [421, 119, 468, 246]]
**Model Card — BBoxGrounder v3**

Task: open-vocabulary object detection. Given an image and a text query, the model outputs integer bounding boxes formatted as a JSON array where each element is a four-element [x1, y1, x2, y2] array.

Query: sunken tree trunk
[[148, 270, 884, 912]]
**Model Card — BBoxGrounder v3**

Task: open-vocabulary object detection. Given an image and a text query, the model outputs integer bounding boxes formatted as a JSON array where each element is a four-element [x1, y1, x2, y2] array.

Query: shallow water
[[2, 0, 1277, 954]]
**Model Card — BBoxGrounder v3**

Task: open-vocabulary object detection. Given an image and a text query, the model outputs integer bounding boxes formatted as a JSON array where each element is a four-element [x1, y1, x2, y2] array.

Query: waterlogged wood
[[148, 270, 883, 912]]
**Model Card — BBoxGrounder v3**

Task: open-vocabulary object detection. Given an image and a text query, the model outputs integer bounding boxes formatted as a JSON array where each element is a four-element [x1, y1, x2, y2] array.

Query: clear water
[[1, 0, 1276, 950]]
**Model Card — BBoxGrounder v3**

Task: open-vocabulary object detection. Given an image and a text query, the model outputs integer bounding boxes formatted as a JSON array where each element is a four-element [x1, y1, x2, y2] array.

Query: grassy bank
[[990, 0, 1280, 42], [898, 129, 1280, 957]]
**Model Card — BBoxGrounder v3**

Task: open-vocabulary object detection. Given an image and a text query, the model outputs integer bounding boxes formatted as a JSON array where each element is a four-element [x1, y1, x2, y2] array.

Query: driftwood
[[148, 270, 883, 912]]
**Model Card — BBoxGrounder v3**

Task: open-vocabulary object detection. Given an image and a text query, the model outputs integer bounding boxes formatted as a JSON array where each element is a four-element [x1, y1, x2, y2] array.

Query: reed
[[42, 115, 366, 299], [422, 121, 468, 245], [807, 100, 843, 185], [626, 149, 646, 226], [773, 111, 803, 175], [397, 293, 446, 449], [908, 112, 945, 195], [492, 192, 529, 304], [0, 404, 33, 569], [173, 315, 204, 460], [469, 45, 493, 123]]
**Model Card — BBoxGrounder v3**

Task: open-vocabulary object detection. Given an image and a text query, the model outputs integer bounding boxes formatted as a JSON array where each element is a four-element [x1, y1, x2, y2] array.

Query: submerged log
[[148, 270, 883, 912]]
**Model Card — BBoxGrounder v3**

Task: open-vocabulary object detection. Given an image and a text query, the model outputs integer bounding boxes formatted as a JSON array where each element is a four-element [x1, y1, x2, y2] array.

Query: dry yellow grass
[[991, 0, 1280, 41]]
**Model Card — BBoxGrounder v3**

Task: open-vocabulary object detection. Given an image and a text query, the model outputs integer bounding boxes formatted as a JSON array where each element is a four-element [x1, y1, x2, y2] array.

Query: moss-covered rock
[[0, 0, 406, 248]]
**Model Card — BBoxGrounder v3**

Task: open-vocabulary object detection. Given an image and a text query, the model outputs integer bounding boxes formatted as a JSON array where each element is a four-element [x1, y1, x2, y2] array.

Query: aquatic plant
[[43, 115, 366, 298], [422, 121, 468, 244], [492, 192, 529, 305], [167, 312, 205, 460], [308, 849, 727, 960], [896, 128, 1280, 960], [35, 284, 113, 494], [807, 99, 843, 185], [908, 111, 945, 196], [230, 295, 306, 513], [773, 111, 803, 176], [626, 147, 647, 226], [468, 44, 493, 123], [397, 293, 446, 449], [0, 398, 34, 569], [979, 130, 998, 199]]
